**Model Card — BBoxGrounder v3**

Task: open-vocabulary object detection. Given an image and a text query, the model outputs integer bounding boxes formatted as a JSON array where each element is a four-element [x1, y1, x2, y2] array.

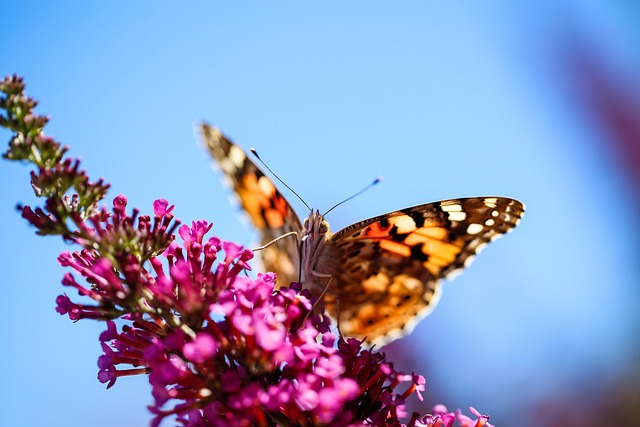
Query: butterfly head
[[302, 210, 330, 242]]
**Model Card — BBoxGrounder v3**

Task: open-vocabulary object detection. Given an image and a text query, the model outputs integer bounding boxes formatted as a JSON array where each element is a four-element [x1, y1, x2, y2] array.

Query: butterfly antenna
[[250, 148, 312, 211], [323, 176, 382, 217]]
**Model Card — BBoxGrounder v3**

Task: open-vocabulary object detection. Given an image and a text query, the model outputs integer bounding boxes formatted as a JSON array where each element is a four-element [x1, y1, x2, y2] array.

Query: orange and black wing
[[322, 197, 524, 345], [200, 124, 302, 285]]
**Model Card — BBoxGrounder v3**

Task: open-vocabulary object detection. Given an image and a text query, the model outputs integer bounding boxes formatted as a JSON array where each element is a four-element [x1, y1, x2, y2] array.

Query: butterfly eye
[[319, 220, 329, 234]]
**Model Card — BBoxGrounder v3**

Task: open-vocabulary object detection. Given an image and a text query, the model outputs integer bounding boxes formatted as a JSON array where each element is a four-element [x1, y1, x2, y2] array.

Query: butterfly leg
[[310, 271, 333, 311], [335, 293, 344, 341], [300, 273, 333, 327], [251, 231, 299, 252], [307, 270, 346, 340], [321, 285, 345, 342]]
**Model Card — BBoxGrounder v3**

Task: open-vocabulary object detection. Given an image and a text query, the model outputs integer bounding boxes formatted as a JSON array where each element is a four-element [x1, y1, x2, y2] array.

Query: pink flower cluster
[[54, 196, 491, 426]]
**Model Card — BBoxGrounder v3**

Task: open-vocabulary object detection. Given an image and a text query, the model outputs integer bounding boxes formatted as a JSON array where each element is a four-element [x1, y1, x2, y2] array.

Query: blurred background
[[1, 2, 638, 426]]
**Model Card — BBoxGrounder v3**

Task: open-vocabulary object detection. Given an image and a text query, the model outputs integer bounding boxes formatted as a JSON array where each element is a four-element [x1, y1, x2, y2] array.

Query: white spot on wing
[[228, 145, 246, 169], [483, 198, 498, 208], [445, 268, 463, 281], [466, 223, 483, 235], [475, 242, 488, 254], [463, 254, 477, 267], [258, 176, 274, 195], [392, 215, 416, 233], [448, 211, 467, 221], [441, 203, 463, 212]]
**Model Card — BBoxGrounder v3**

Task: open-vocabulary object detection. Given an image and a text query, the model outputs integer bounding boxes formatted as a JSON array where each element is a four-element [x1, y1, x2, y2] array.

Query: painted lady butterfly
[[200, 124, 524, 346]]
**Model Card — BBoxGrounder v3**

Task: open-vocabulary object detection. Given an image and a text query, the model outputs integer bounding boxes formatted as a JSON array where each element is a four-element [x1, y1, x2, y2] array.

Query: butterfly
[[200, 123, 524, 346]]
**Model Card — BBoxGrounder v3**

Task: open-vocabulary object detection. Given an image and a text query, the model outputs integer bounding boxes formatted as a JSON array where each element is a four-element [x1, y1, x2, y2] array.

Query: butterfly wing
[[200, 126, 524, 345], [200, 124, 302, 285], [322, 197, 524, 346]]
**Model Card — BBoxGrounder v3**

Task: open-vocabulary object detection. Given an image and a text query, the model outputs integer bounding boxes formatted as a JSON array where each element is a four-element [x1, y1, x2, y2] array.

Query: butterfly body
[[298, 210, 335, 294], [200, 124, 524, 346]]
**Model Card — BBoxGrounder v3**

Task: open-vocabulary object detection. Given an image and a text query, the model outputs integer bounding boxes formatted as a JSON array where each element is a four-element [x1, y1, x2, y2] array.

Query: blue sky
[[1, 2, 639, 426]]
